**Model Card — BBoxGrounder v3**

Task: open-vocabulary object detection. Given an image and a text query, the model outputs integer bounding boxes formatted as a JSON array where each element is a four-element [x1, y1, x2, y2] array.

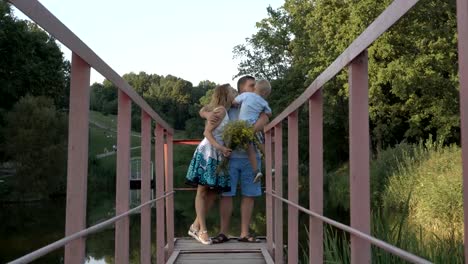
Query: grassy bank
[[321, 140, 464, 263]]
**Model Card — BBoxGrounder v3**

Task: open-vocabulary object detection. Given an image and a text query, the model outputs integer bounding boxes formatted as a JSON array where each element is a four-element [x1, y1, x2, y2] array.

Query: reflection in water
[[0, 200, 65, 264], [87, 257, 107, 264], [0, 190, 266, 263]]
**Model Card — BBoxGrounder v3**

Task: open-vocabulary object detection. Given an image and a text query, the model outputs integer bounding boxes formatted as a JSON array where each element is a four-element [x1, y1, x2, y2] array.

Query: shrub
[[383, 142, 463, 241]]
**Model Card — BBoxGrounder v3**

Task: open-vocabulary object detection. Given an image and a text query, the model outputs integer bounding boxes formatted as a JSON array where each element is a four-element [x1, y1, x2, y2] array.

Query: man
[[200, 75, 269, 243]]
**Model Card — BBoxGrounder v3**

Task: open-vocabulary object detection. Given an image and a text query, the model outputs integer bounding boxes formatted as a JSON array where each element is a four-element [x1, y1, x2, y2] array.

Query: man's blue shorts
[[222, 157, 262, 197]]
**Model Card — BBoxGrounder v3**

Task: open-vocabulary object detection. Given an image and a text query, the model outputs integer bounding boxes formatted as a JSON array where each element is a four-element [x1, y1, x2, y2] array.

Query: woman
[[185, 84, 235, 244]]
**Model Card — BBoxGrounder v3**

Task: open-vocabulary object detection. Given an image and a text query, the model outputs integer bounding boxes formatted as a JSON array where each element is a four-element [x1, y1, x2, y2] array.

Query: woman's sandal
[[196, 230, 213, 245], [237, 234, 260, 243], [188, 224, 198, 240], [212, 233, 230, 244]]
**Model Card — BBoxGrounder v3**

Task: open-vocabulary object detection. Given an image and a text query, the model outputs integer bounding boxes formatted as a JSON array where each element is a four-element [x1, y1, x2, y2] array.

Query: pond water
[[0, 190, 266, 263]]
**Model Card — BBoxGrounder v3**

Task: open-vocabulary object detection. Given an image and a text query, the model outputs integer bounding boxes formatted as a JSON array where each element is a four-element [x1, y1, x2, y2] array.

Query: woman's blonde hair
[[205, 83, 234, 111]]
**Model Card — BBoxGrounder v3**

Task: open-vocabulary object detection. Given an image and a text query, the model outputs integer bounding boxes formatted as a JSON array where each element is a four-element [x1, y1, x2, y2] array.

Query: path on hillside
[[89, 120, 142, 138]]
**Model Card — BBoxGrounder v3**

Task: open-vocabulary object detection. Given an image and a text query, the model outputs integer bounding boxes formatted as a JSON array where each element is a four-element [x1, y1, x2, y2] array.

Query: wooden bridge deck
[[167, 238, 274, 264]]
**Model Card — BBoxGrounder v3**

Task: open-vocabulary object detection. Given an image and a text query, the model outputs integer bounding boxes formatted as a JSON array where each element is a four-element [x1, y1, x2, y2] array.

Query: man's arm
[[253, 112, 269, 132]]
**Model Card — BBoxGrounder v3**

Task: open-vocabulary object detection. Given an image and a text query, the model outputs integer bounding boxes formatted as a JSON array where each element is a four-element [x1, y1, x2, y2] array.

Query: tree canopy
[[234, 0, 459, 166], [0, 1, 69, 112]]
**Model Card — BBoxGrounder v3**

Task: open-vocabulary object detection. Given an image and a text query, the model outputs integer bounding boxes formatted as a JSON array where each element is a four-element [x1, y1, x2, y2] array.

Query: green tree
[[0, 1, 69, 161], [235, 0, 459, 167], [90, 81, 118, 115], [90, 73, 211, 131], [233, 6, 293, 80], [0, 1, 69, 111], [184, 82, 218, 138], [4, 95, 68, 200]]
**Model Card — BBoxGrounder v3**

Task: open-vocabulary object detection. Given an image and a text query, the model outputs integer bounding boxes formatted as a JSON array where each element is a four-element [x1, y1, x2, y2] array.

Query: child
[[232, 79, 272, 183]]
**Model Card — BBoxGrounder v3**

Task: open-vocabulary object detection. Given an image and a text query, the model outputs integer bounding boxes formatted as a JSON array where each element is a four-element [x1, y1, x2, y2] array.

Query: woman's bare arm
[[203, 107, 229, 152], [199, 106, 224, 125]]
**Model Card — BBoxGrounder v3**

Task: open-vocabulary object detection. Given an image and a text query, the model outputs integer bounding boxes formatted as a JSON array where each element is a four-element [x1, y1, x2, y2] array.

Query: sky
[[12, 0, 284, 87]]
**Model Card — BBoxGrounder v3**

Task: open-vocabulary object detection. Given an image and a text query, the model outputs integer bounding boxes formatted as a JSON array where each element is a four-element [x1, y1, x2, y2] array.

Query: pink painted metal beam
[[165, 132, 175, 257], [115, 90, 132, 264], [173, 139, 202, 145], [140, 112, 151, 264], [274, 124, 283, 264], [287, 111, 299, 264], [265, 131, 274, 255], [64, 53, 90, 264], [349, 51, 371, 264], [8, 0, 172, 133], [264, 0, 420, 132], [309, 91, 323, 263], [155, 125, 166, 264], [456, 0, 468, 262]]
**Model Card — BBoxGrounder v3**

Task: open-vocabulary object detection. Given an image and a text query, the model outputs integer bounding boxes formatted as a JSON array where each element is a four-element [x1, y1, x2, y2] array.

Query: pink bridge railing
[[262, 0, 468, 263], [8, 1, 176, 264]]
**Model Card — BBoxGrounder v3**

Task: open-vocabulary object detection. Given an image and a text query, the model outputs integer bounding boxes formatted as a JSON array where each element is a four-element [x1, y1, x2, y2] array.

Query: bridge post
[[265, 131, 274, 255], [64, 53, 90, 264], [309, 90, 323, 263], [287, 111, 299, 264], [115, 90, 132, 264], [165, 132, 175, 257], [155, 124, 166, 263], [349, 50, 371, 264], [274, 124, 283, 263], [456, 1, 468, 263], [140, 111, 152, 264]]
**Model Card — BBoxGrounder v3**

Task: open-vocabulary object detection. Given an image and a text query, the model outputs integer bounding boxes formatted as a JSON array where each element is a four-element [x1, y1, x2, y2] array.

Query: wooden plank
[[176, 256, 266, 264], [9, 0, 173, 133], [264, 0, 420, 131], [174, 239, 267, 252], [178, 253, 264, 260], [176, 253, 266, 264], [177, 249, 262, 254], [170, 239, 272, 264]]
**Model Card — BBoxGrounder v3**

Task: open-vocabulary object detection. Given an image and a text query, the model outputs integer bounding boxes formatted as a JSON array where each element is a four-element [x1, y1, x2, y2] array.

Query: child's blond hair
[[255, 79, 271, 98]]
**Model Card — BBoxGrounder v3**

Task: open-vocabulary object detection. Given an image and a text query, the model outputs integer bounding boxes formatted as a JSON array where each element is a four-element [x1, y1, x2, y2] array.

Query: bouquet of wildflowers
[[216, 120, 261, 175]]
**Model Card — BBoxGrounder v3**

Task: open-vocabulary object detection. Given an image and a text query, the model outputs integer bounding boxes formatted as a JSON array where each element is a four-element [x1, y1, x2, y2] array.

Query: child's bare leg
[[247, 144, 258, 173], [258, 143, 265, 156], [248, 144, 263, 183]]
